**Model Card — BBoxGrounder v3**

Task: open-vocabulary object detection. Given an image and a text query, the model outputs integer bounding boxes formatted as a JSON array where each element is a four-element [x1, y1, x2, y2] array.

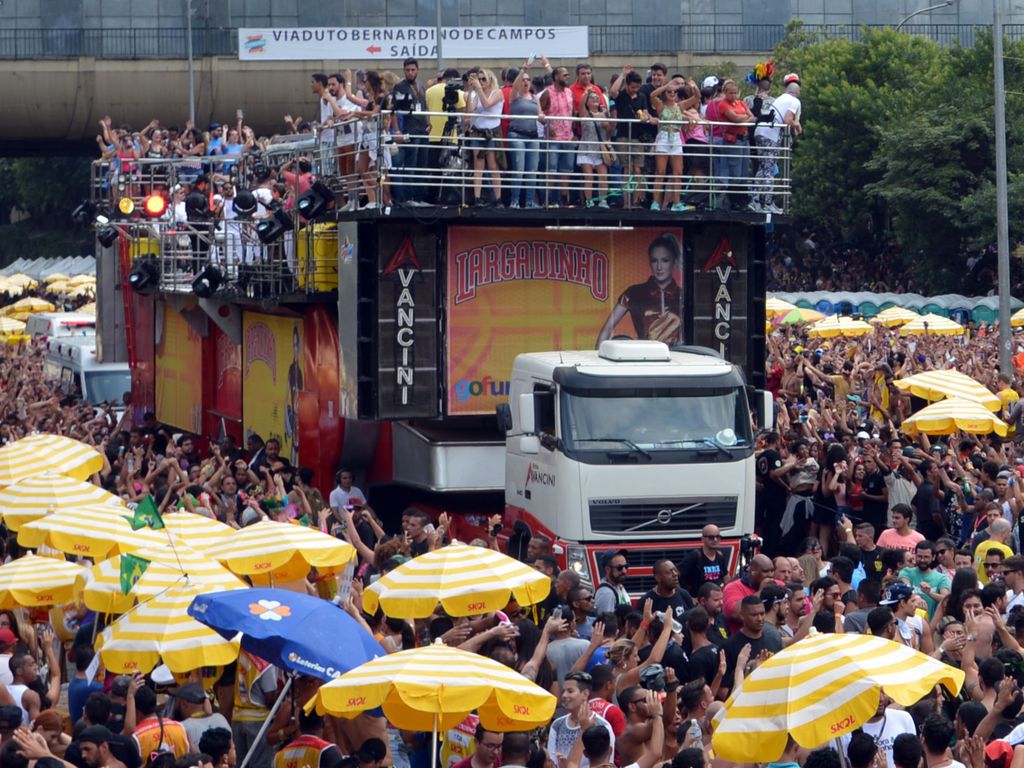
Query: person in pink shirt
[[279, 157, 313, 211], [875, 504, 925, 553]]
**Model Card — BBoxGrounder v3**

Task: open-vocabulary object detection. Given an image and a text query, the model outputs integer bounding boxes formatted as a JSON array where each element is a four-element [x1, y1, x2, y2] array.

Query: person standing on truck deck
[[595, 550, 631, 613], [679, 525, 729, 596]]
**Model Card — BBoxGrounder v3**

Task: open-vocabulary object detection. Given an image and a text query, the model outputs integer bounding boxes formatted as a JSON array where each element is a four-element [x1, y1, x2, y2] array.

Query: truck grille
[[588, 497, 737, 536]]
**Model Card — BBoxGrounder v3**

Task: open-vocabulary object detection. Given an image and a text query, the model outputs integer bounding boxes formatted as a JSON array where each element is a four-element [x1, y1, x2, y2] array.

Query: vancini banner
[[238, 26, 589, 61]]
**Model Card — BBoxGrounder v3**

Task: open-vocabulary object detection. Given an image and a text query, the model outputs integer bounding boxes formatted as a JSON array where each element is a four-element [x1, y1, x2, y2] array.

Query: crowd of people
[[3, 308, 1024, 768], [766, 226, 1024, 298], [94, 58, 801, 218]]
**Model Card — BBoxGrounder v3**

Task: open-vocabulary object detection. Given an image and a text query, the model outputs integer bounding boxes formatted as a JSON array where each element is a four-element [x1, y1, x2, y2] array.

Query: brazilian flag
[[119, 553, 150, 594], [128, 495, 164, 531]]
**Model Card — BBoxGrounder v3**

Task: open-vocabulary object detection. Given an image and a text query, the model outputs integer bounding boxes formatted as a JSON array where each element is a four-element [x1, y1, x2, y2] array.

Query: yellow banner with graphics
[[156, 305, 202, 432], [242, 312, 303, 464]]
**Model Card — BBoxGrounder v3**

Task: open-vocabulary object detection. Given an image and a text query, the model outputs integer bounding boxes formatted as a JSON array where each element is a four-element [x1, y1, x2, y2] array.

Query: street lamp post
[[185, 0, 196, 127], [895, 0, 955, 30], [994, 0, 1012, 373]]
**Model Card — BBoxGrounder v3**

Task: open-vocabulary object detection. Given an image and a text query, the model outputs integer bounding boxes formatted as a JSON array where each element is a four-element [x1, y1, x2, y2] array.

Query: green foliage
[[773, 25, 1024, 291]]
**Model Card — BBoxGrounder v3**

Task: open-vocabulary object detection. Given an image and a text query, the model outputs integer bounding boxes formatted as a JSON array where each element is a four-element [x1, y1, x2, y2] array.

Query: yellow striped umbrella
[[0, 554, 87, 609], [363, 542, 552, 618], [807, 315, 873, 338], [132, 541, 248, 595], [902, 397, 1009, 437], [67, 274, 96, 287], [0, 473, 123, 530], [0, 434, 105, 486], [42, 274, 69, 285], [77, 302, 97, 315], [893, 370, 1001, 412], [870, 306, 919, 327], [0, 317, 25, 336], [711, 632, 963, 762], [766, 298, 797, 318], [776, 307, 825, 325], [307, 641, 557, 732], [45, 281, 70, 295], [68, 285, 95, 299], [206, 520, 355, 582], [78, 557, 136, 614], [0, 297, 53, 317], [899, 312, 964, 335], [18, 504, 170, 560], [4, 275, 38, 290], [160, 512, 235, 555], [98, 583, 241, 673], [80, 543, 247, 614]]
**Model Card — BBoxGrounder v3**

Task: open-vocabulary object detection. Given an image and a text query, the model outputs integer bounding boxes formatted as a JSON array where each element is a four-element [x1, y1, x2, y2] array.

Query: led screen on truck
[[446, 226, 685, 416]]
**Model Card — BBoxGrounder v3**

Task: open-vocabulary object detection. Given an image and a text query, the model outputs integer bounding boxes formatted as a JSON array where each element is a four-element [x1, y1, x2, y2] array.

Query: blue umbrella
[[188, 587, 385, 681]]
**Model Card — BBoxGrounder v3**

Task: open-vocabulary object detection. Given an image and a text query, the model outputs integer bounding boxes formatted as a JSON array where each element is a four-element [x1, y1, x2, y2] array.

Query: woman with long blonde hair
[[608, 599, 673, 700], [465, 68, 504, 206]]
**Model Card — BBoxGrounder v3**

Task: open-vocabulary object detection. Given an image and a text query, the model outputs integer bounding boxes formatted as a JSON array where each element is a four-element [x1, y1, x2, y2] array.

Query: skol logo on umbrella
[[249, 600, 292, 621]]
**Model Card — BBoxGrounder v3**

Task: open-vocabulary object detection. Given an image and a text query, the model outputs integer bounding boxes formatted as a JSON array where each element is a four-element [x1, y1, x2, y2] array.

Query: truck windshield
[[84, 371, 131, 405], [561, 386, 752, 456]]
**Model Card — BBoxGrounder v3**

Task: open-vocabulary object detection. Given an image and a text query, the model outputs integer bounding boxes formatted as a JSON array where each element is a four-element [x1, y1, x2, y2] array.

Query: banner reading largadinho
[[238, 26, 589, 61], [446, 227, 685, 416]]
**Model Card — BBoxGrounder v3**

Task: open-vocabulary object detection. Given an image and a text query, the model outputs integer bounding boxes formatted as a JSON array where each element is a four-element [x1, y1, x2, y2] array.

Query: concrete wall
[[3, 0, 1024, 29]]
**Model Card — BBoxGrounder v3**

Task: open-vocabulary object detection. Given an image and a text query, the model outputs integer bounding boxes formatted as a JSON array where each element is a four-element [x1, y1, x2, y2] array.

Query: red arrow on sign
[[367, 45, 382, 54]]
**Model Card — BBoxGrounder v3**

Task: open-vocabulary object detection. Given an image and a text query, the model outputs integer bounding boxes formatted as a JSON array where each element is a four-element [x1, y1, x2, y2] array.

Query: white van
[[44, 337, 131, 405], [25, 312, 96, 340]]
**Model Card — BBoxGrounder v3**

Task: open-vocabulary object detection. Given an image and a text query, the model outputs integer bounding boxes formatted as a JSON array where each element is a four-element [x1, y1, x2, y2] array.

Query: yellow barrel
[[296, 223, 338, 292]]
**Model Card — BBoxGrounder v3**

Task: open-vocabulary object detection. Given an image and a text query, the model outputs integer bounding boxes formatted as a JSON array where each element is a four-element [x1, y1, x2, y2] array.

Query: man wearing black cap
[[175, 683, 229, 750], [345, 738, 386, 768], [79, 726, 125, 768], [594, 550, 630, 614], [879, 583, 932, 653]]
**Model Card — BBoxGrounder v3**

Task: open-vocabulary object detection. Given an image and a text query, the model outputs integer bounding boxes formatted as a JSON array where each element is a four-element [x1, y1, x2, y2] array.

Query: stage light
[[143, 194, 167, 218], [256, 208, 293, 244], [127, 258, 160, 293], [296, 180, 334, 221], [97, 226, 119, 248], [191, 265, 224, 298], [233, 190, 257, 218], [71, 201, 95, 227], [117, 197, 135, 216]]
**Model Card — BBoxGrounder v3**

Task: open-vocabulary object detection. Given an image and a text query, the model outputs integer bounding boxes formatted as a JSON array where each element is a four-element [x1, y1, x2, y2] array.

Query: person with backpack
[[594, 550, 631, 614]]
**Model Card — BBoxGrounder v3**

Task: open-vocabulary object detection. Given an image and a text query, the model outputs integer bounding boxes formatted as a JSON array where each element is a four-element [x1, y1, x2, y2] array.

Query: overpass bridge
[[2, 22, 1020, 153]]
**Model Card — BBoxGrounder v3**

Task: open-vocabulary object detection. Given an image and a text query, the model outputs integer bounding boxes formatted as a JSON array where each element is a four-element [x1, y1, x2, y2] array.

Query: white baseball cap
[[702, 76, 720, 90]]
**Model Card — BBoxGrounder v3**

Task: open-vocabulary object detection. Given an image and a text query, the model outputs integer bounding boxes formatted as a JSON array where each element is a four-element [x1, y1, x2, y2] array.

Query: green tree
[[774, 24, 946, 232]]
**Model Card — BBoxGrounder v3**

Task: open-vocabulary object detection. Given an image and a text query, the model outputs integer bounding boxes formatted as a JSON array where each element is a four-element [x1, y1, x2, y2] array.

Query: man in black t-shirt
[[855, 523, 885, 579], [912, 460, 946, 541], [679, 525, 729, 595], [859, 454, 889, 531], [756, 432, 789, 556], [721, 595, 782, 697], [610, 70, 656, 207], [641, 559, 692, 623]]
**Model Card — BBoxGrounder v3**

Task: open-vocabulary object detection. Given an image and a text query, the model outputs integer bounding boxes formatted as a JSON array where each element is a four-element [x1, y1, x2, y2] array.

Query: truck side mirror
[[519, 392, 536, 433], [495, 403, 512, 433], [757, 389, 775, 430], [519, 436, 541, 454]]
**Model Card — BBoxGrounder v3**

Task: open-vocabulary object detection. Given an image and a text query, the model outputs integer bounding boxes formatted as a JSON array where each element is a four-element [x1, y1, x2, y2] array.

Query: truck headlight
[[566, 545, 593, 587]]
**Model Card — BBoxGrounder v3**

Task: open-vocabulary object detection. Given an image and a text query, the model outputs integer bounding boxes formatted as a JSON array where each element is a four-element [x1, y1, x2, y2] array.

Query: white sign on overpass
[[238, 26, 589, 61]]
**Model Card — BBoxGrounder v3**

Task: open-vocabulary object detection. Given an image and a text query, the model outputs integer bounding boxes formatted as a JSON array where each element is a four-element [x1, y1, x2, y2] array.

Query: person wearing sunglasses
[[594, 550, 630, 614]]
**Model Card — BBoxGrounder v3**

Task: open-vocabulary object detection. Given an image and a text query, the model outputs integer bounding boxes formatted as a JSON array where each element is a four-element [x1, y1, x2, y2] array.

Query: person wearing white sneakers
[[752, 73, 801, 214]]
